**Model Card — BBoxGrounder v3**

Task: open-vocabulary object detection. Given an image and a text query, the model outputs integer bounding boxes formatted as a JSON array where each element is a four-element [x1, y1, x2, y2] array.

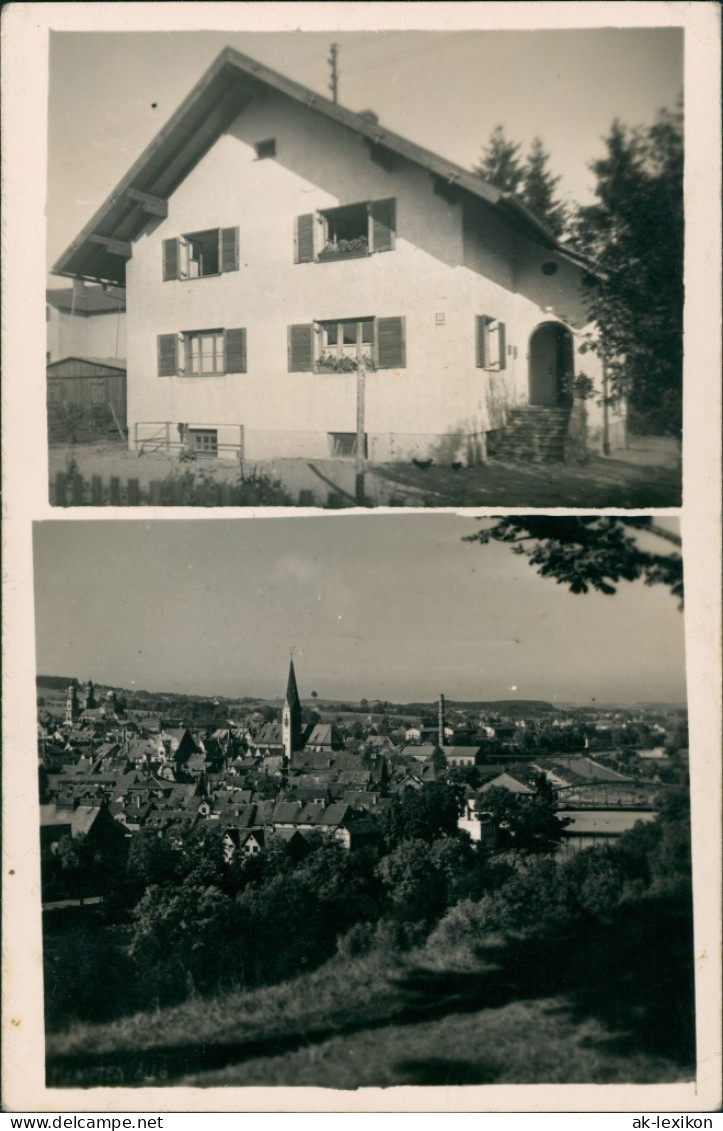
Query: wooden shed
[[47, 356, 127, 439]]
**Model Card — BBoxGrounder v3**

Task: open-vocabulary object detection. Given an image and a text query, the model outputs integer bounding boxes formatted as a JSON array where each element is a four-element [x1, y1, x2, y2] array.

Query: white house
[[53, 47, 621, 466]]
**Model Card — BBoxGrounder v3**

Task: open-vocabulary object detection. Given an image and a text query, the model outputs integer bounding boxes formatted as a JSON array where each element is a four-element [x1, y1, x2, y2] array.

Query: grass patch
[[179, 997, 689, 1089]]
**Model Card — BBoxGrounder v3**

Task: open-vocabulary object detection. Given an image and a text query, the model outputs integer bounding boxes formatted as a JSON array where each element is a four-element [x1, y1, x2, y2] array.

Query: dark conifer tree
[[571, 103, 684, 435], [521, 136, 568, 238], [474, 124, 524, 194]]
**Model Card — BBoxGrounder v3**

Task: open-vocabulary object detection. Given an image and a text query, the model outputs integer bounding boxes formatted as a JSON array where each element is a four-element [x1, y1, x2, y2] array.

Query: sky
[[33, 516, 686, 705], [47, 24, 683, 276]]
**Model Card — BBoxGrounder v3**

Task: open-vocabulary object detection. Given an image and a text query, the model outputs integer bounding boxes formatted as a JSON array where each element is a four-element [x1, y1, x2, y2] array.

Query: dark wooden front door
[[529, 322, 573, 405]]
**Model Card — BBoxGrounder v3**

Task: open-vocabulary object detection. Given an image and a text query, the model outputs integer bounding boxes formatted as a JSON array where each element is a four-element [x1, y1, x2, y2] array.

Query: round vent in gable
[[541, 261, 559, 276]]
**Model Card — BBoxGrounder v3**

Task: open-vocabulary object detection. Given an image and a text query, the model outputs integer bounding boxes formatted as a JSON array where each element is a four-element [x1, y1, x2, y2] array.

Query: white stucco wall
[[47, 308, 126, 365], [126, 90, 603, 461]]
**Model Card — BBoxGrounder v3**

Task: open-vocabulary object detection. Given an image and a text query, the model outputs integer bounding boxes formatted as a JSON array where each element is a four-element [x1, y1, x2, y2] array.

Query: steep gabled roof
[[53, 45, 577, 287]]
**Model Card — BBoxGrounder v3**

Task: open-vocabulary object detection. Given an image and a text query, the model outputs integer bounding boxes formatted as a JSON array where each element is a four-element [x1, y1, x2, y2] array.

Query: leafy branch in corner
[[464, 517, 683, 605]]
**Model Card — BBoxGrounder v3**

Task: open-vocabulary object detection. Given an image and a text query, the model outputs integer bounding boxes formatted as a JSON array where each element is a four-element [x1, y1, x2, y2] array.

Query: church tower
[[65, 683, 79, 725], [282, 657, 302, 763]]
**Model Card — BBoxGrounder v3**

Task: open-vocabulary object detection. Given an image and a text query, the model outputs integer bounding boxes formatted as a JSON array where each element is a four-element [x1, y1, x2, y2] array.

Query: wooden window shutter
[[376, 316, 406, 369], [157, 333, 178, 377], [288, 324, 314, 372], [369, 198, 396, 253], [475, 315, 489, 368], [294, 214, 315, 263], [220, 228, 239, 273], [162, 238, 180, 281], [225, 328, 247, 373], [498, 322, 507, 370]]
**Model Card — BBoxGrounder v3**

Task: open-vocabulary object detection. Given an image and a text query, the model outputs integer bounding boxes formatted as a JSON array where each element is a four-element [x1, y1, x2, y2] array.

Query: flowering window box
[[317, 247, 370, 262]]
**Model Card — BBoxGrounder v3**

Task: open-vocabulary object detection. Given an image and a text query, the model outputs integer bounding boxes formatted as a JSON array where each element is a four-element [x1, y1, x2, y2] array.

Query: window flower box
[[317, 237, 370, 263], [315, 352, 375, 374]]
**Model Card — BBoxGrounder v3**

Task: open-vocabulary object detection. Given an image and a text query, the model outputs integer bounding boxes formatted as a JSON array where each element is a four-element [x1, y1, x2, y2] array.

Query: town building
[[52, 46, 623, 468]]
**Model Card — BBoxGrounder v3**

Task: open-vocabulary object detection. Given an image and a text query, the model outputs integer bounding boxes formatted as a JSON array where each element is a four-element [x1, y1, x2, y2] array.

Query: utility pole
[[601, 350, 611, 456], [355, 356, 366, 506], [328, 43, 339, 104]]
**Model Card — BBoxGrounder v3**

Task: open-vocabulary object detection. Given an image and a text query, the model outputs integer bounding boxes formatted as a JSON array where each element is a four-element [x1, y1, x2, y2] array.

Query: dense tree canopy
[[475, 102, 683, 433], [572, 103, 684, 435]]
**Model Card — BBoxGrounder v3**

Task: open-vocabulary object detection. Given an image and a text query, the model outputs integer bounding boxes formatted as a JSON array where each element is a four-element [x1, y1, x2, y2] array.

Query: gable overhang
[[53, 45, 586, 286]]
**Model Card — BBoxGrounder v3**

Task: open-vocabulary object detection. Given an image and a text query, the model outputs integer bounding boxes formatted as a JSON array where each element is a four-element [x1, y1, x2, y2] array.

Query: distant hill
[[399, 700, 556, 715], [37, 675, 76, 690]]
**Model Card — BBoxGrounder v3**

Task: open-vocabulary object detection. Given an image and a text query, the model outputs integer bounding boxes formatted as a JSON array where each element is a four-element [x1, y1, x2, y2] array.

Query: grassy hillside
[[46, 902, 694, 1089]]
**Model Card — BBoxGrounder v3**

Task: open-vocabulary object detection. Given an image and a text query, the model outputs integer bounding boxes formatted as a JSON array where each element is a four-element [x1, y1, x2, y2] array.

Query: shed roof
[[53, 46, 582, 287], [47, 356, 127, 374], [46, 286, 126, 314]]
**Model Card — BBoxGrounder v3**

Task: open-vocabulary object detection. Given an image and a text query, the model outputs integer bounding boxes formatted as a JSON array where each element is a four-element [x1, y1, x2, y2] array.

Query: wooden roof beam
[[88, 235, 133, 259], [124, 188, 168, 218]]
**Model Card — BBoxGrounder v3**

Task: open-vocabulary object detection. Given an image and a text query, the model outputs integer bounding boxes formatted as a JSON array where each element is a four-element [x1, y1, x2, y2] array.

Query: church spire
[[282, 655, 302, 762], [286, 656, 301, 711]]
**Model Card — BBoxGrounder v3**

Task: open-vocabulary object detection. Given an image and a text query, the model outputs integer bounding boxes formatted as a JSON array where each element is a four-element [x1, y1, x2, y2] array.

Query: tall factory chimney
[[438, 693, 446, 748]]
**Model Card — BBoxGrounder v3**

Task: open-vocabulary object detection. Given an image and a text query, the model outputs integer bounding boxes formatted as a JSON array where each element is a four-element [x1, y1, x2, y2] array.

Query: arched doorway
[[528, 322, 575, 406]]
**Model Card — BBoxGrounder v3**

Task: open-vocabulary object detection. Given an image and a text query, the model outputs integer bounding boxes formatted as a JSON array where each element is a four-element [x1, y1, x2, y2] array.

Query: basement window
[[188, 428, 218, 456], [329, 432, 368, 458], [254, 138, 276, 159]]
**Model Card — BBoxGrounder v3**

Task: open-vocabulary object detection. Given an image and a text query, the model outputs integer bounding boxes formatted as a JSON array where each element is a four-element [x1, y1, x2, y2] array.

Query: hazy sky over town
[[47, 23, 683, 275], [33, 516, 686, 704]]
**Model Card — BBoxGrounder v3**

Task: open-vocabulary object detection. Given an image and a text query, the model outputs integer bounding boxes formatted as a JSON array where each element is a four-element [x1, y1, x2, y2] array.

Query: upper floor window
[[162, 227, 239, 281], [294, 198, 396, 264]]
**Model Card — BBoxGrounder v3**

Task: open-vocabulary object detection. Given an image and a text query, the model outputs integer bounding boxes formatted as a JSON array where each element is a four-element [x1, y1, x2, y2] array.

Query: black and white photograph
[[33, 515, 694, 1089], [1, 0, 721, 1119], [45, 23, 685, 509]]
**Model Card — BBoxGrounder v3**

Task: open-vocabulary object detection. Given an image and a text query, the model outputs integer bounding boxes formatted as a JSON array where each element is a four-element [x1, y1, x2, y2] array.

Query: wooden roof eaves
[[52, 51, 251, 280], [53, 44, 580, 283]]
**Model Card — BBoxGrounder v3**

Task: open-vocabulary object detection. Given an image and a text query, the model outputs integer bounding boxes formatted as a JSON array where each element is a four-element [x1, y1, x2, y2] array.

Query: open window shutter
[[225, 328, 247, 373], [376, 316, 406, 369], [288, 324, 314, 371], [498, 322, 507, 370], [220, 228, 240, 273], [162, 238, 180, 281], [157, 334, 178, 377], [294, 214, 315, 263], [369, 198, 396, 253], [475, 315, 489, 368]]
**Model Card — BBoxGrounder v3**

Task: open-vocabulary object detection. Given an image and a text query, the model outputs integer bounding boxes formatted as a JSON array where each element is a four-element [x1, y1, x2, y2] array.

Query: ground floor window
[[318, 319, 375, 372], [329, 432, 368, 458], [188, 428, 218, 456], [288, 316, 405, 373], [186, 330, 224, 375]]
